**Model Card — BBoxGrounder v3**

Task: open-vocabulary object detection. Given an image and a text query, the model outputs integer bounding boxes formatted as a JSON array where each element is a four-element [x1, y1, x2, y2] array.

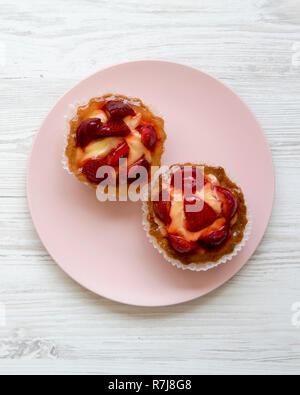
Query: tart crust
[[146, 163, 248, 265], [65, 94, 167, 190]]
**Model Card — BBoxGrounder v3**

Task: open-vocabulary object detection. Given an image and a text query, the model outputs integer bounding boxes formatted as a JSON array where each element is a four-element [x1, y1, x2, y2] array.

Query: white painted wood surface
[[0, 0, 300, 375]]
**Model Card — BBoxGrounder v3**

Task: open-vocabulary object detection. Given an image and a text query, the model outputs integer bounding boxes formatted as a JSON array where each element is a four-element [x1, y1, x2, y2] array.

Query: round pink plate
[[27, 60, 274, 307]]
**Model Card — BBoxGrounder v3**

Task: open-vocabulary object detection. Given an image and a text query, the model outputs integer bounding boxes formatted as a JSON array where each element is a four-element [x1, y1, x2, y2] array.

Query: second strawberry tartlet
[[65, 94, 166, 194], [143, 163, 250, 271]]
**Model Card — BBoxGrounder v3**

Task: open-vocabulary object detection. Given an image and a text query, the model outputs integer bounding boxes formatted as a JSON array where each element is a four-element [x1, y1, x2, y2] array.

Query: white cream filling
[[126, 129, 152, 166], [203, 183, 222, 215], [124, 113, 142, 130], [207, 173, 219, 185], [77, 137, 124, 164], [89, 109, 108, 123]]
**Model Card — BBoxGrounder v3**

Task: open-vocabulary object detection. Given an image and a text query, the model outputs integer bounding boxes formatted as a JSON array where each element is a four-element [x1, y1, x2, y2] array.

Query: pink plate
[[27, 60, 274, 306]]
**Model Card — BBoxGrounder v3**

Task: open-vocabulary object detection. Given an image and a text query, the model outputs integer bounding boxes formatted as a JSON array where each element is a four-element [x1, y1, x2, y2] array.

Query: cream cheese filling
[[89, 109, 108, 123], [126, 130, 152, 166], [76, 137, 124, 165]]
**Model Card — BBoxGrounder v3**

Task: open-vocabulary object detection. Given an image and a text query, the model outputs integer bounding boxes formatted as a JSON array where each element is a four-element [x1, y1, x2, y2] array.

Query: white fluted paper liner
[[142, 162, 252, 272], [62, 94, 165, 197]]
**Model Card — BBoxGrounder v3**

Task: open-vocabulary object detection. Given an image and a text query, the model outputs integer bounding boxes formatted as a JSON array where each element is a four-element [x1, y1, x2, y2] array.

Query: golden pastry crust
[[146, 163, 248, 265], [65, 94, 167, 191]]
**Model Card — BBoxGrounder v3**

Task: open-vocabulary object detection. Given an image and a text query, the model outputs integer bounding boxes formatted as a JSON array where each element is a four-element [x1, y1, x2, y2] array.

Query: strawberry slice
[[127, 158, 150, 184], [106, 142, 130, 167], [96, 120, 131, 137], [103, 100, 135, 119], [138, 125, 157, 151], [184, 196, 217, 232], [76, 118, 102, 148], [171, 166, 205, 194], [215, 186, 238, 220], [82, 158, 113, 185], [153, 190, 172, 225], [198, 225, 229, 249], [168, 234, 196, 254]]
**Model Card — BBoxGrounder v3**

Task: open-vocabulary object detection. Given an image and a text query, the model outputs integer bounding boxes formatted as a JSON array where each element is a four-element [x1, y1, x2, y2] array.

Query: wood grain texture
[[0, 0, 300, 375]]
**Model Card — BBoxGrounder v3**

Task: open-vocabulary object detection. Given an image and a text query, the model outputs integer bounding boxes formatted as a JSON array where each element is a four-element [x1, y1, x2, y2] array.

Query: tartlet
[[143, 163, 250, 271], [65, 94, 166, 194]]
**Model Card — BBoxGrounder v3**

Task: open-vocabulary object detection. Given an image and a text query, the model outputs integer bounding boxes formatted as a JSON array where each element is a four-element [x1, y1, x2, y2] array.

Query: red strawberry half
[[198, 225, 229, 249], [97, 120, 131, 137], [106, 142, 130, 167], [171, 166, 205, 194], [184, 196, 217, 232], [168, 234, 196, 254], [82, 158, 113, 185], [76, 118, 102, 148], [103, 100, 135, 120], [153, 190, 172, 225], [215, 186, 238, 220], [127, 158, 150, 184], [138, 125, 157, 151]]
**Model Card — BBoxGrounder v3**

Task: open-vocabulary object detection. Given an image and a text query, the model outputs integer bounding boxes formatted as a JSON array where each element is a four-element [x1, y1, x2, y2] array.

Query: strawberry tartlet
[[143, 163, 250, 271], [65, 94, 166, 194]]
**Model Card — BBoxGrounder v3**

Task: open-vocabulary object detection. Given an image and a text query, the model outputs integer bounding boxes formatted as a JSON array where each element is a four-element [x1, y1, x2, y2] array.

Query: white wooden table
[[0, 0, 299, 375]]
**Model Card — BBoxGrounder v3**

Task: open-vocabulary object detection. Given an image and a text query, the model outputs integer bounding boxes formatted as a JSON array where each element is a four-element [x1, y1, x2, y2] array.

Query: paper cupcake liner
[[142, 162, 252, 272]]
